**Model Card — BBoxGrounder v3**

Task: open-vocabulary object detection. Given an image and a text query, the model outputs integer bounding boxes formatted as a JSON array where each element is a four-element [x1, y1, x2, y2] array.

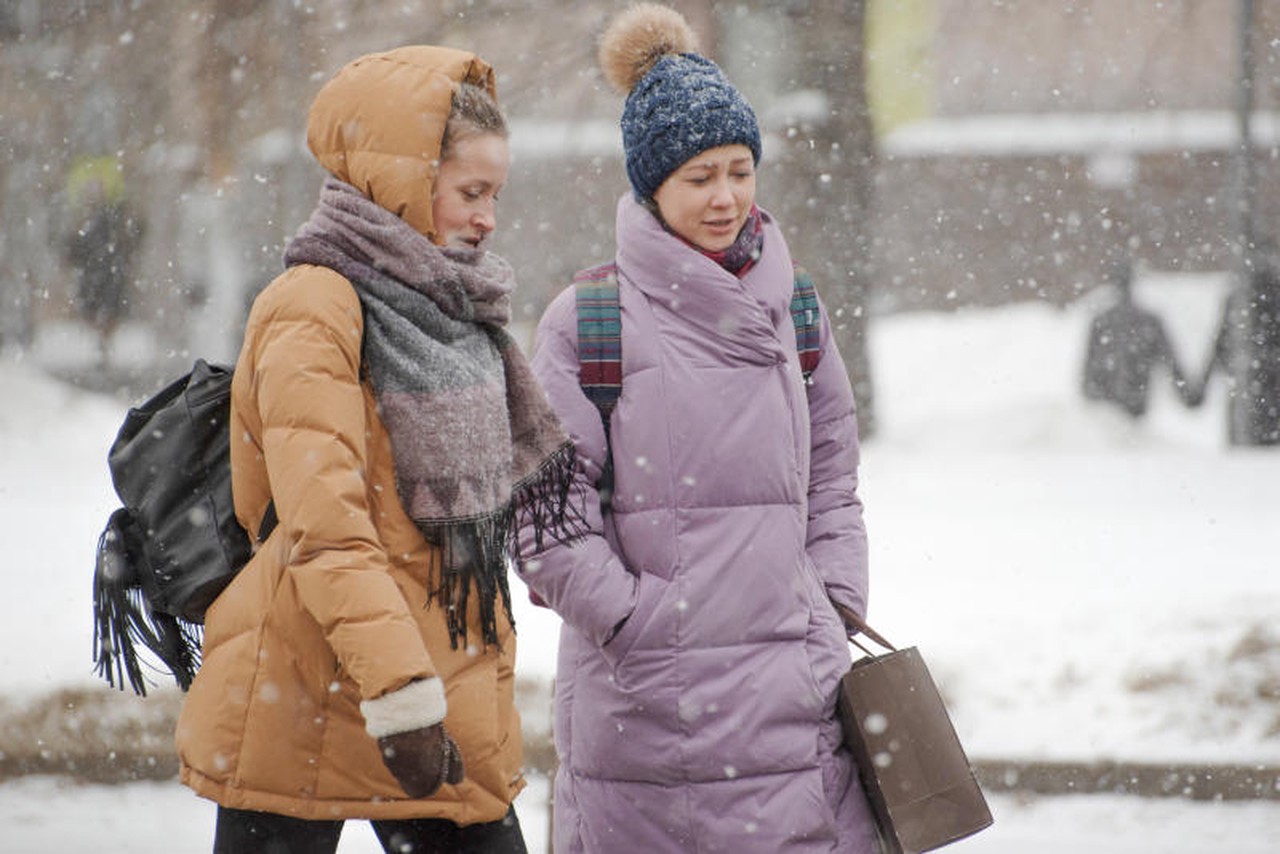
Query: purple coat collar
[[613, 194, 795, 366]]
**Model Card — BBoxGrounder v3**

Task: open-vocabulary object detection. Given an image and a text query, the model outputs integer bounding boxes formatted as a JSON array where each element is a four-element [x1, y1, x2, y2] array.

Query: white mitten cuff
[[360, 677, 447, 738]]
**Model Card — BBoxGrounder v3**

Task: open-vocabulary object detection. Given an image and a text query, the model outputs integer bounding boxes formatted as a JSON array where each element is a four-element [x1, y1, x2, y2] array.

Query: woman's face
[[431, 133, 510, 249], [652, 144, 756, 252]]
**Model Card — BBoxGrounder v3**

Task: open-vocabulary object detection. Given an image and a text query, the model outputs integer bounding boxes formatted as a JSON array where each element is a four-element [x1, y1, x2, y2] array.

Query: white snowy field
[[2, 272, 1278, 850]]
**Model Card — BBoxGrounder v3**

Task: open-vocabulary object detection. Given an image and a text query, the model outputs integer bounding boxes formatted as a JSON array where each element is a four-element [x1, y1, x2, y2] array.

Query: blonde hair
[[441, 83, 507, 160]]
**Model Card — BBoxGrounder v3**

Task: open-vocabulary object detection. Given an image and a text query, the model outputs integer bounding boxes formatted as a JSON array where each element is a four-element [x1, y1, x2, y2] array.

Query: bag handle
[[834, 603, 898, 655]]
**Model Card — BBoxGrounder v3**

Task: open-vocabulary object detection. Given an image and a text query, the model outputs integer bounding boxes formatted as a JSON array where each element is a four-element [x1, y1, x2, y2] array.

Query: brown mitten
[[360, 678, 463, 798], [376, 722, 466, 798]]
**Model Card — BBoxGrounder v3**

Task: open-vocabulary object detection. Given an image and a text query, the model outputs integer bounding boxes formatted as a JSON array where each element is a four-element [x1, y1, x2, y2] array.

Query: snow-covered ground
[[2, 271, 1278, 850], [3, 774, 1278, 854]]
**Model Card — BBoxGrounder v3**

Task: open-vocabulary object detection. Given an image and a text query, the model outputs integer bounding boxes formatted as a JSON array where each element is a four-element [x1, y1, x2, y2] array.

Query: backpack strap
[[574, 263, 621, 509], [574, 263, 623, 416], [575, 262, 822, 410], [573, 262, 823, 510], [790, 265, 822, 384]]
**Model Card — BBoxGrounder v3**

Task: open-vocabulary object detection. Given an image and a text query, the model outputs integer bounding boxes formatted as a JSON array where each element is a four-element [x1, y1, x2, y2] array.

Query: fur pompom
[[598, 3, 699, 94]]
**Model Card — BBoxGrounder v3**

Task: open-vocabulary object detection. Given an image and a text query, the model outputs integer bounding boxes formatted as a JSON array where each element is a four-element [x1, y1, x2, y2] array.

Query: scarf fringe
[[424, 441, 588, 650], [512, 440, 589, 554]]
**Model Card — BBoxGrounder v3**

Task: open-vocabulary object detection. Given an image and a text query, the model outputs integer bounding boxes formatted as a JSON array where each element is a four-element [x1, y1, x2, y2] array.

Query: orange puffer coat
[[175, 46, 523, 824]]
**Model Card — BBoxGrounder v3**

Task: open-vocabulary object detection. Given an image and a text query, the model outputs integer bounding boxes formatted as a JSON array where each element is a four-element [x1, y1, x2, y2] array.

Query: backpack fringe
[[92, 509, 202, 696]]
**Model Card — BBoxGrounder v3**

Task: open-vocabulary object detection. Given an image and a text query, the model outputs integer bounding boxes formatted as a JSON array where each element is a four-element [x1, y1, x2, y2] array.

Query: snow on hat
[[599, 3, 761, 201]]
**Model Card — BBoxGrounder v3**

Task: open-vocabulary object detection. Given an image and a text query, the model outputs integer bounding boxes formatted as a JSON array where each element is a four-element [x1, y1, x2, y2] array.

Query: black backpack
[[92, 359, 275, 695]]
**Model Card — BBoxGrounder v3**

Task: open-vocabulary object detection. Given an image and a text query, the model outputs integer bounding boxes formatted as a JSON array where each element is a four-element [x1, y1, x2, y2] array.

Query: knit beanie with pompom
[[599, 3, 762, 201]]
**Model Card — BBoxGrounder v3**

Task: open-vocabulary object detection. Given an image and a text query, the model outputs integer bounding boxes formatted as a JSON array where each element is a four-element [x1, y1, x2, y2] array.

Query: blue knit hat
[[601, 4, 761, 201], [620, 53, 762, 200]]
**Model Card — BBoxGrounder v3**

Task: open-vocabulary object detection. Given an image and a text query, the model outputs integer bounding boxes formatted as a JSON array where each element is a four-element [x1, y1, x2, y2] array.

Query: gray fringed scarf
[[284, 177, 582, 649]]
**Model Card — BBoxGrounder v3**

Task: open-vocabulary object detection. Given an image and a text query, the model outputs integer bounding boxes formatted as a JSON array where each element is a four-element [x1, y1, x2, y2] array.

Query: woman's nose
[[709, 180, 734, 207]]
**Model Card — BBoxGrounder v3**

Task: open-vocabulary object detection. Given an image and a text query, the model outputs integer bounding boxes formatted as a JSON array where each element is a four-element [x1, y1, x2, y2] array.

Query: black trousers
[[213, 804, 528, 854]]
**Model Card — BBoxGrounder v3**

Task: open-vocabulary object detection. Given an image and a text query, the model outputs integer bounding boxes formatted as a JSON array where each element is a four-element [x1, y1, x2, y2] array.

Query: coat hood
[[306, 46, 496, 242]]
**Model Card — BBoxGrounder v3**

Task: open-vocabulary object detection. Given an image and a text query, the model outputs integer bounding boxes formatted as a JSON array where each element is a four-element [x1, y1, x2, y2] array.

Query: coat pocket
[[598, 571, 667, 669], [801, 555, 851, 712]]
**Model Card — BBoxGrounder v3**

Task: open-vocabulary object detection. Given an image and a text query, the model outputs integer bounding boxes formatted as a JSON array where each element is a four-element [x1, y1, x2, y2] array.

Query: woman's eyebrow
[[679, 161, 719, 174]]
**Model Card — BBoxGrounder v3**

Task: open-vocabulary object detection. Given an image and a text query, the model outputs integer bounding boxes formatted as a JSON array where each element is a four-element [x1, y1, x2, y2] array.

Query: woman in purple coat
[[518, 5, 877, 851]]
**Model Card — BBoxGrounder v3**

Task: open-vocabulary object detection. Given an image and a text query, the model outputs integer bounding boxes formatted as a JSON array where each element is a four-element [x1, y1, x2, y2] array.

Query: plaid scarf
[[284, 178, 582, 648], [667, 204, 765, 276]]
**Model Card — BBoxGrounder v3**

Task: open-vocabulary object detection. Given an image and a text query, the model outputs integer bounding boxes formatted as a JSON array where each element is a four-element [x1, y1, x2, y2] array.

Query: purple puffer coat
[[520, 195, 876, 852]]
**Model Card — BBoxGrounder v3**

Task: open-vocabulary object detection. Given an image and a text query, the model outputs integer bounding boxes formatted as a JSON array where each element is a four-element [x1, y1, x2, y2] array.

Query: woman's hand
[[360, 677, 461, 797], [377, 722, 466, 798]]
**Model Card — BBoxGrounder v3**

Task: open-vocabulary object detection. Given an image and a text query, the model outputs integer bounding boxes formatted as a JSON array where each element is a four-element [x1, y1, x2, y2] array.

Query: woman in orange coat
[[175, 46, 579, 853]]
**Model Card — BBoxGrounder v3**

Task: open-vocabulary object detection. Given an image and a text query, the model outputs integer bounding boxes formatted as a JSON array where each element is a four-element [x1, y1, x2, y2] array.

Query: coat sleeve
[[805, 297, 870, 620], [515, 287, 639, 647], [249, 271, 435, 701]]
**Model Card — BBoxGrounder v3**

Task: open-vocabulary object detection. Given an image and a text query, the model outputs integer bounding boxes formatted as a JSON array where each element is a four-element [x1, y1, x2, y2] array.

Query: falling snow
[[2, 277, 1278, 849]]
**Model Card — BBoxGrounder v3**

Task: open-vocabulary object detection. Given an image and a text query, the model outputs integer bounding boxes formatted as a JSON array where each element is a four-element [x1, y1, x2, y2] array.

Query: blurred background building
[[2, 0, 1278, 441]]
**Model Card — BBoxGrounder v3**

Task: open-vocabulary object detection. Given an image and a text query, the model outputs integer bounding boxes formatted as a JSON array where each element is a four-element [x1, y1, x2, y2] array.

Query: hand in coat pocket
[[599, 572, 667, 668]]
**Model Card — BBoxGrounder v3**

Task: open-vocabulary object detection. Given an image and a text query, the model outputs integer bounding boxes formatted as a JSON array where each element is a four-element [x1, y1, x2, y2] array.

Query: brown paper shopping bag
[[834, 606, 993, 854]]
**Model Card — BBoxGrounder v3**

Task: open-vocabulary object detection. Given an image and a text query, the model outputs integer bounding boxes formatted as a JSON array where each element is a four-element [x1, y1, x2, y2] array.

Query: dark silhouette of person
[[65, 176, 145, 366], [1200, 258, 1280, 443], [1082, 261, 1198, 417], [1197, 285, 1243, 398]]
